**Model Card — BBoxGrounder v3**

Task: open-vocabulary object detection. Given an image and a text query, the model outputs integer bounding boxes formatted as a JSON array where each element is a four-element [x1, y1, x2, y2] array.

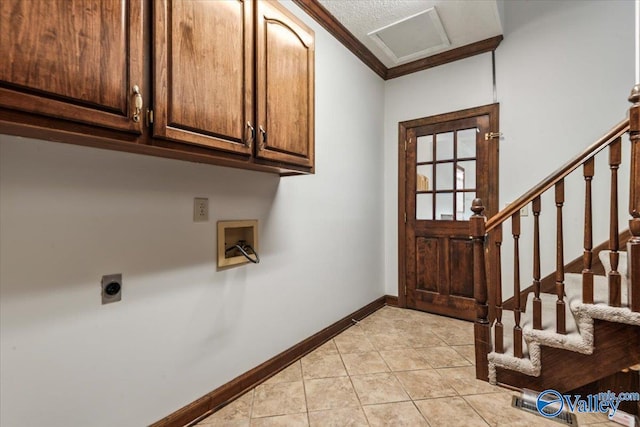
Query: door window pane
[[436, 132, 454, 161], [417, 135, 433, 163], [436, 193, 454, 220], [416, 194, 433, 220], [457, 128, 477, 158], [457, 161, 476, 189], [435, 162, 454, 191], [416, 165, 432, 192]]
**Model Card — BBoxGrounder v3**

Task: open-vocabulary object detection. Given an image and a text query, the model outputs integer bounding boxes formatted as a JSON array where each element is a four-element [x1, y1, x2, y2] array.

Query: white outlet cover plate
[[194, 197, 209, 222]]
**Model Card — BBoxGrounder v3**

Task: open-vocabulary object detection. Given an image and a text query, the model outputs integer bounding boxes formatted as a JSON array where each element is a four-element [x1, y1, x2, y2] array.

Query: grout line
[[248, 387, 255, 420], [300, 364, 311, 427]]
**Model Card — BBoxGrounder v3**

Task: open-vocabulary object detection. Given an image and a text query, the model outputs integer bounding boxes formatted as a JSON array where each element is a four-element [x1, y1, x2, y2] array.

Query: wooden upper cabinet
[[153, 0, 253, 156], [0, 0, 144, 133], [256, 1, 315, 169], [0, 0, 315, 174]]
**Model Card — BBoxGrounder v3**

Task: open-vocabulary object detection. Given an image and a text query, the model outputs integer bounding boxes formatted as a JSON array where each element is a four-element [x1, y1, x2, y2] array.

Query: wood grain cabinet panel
[[256, 0, 315, 169], [0, 0, 144, 133], [153, 0, 253, 155], [0, 0, 315, 174]]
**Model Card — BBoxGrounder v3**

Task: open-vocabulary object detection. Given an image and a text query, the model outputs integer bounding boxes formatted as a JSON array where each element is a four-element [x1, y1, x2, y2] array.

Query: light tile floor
[[195, 306, 619, 426]]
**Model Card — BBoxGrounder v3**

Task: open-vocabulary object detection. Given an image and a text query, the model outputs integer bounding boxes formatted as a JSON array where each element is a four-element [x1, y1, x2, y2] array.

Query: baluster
[[471, 199, 490, 380], [556, 180, 566, 334], [494, 225, 504, 353], [629, 84, 640, 312], [583, 157, 595, 304], [532, 197, 542, 329], [512, 212, 523, 358], [609, 138, 622, 307]]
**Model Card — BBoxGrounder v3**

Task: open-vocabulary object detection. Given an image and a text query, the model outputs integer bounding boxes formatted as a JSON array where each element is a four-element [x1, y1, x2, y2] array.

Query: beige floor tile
[[301, 352, 347, 380], [359, 318, 396, 335], [416, 346, 472, 368], [394, 369, 458, 400], [436, 366, 500, 395], [250, 413, 309, 427], [362, 401, 429, 427], [304, 377, 360, 411], [374, 307, 409, 320], [333, 333, 375, 354], [308, 407, 369, 427], [430, 315, 469, 329], [367, 332, 412, 351], [378, 348, 431, 371], [415, 396, 490, 427], [264, 361, 303, 385], [204, 307, 532, 427], [341, 351, 389, 375], [198, 420, 250, 427], [310, 340, 339, 356], [251, 381, 307, 419], [337, 325, 366, 337], [575, 410, 620, 425], [198, 390, 253, 424], [405, 330, 448, 348], [431, 324, 475, 346], [350, 372, 410, 405], [451, 344, 476, 364], [589, 423, 624, 427], [464, 392, 558, 426]]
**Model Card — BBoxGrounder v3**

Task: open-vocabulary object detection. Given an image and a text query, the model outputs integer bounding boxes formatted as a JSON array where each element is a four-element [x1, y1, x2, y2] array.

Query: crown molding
[[291, 0, 503, 81], [291, 0, 387, 79]]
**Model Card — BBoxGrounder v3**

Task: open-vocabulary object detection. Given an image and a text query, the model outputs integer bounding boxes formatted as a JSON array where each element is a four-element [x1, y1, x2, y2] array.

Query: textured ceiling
[[317, 0, 504, 68]]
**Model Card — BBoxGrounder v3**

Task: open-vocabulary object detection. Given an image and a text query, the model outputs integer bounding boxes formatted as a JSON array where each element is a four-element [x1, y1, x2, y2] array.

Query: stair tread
[[598, 250, 628, 279], [564, 271, 629, 308], [493, 311, 530, 358], [522, 292, 581, 336]]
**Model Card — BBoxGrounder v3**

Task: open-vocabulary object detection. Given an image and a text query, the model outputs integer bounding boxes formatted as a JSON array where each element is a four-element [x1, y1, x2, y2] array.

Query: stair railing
[[472, 85, 639, 381]]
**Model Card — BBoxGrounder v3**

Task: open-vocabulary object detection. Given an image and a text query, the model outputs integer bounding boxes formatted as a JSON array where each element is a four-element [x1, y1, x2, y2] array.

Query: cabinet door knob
[[259, 125, 267, 148], [246, 122, 255, 147], [132, 85, 143, 123]]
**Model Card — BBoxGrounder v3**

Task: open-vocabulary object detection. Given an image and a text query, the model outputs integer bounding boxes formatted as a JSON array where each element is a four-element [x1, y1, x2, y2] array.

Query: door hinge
[[146, 108, 154, 126], [404, 283, 407, 296], [404, 136, 414, 151], [404, 212, 407, 223], [485, 132, 502, 140]]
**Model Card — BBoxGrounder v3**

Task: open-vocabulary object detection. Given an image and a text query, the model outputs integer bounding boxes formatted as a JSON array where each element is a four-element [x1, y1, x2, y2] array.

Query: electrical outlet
[[194, 197, 209, 222], [101, 273, 122, 304]]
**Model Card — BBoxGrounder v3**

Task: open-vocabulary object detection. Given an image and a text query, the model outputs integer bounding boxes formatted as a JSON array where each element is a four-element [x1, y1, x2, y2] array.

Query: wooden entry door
[[399, 105, 499, 321]]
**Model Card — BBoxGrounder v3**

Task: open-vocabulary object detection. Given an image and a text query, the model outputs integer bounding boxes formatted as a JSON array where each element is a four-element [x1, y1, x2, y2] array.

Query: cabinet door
[[256, 1, 314, 169], [0, 0, 144, 133], [154, 0, 253, 156]]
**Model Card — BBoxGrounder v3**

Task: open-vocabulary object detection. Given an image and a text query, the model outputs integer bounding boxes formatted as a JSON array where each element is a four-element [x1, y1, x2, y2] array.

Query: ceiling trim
[[386, 35, 504, 80], [292, 0, 387, 79], [291, 0, 503, 81]]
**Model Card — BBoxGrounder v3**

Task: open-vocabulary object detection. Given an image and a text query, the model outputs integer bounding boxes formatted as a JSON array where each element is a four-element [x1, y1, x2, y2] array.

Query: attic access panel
[[368, 7, 450, 65]]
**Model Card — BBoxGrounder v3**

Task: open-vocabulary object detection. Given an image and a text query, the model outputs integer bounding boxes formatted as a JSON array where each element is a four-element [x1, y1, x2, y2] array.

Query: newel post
[[471, 199, 491, 380], [628, 84, 640, 312]]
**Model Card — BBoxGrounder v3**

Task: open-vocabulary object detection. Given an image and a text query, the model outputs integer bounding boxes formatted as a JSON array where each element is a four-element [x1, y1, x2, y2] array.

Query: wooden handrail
[[485, 118, 630, 232]]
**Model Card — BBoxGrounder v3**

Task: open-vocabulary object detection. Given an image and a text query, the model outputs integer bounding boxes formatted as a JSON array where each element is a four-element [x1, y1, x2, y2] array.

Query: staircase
[[470, 85, 640, 395]]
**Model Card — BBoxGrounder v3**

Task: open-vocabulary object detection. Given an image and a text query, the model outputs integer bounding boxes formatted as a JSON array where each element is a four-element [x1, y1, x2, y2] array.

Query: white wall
[[384, 0, 635, 297], [384, 53, 494, 295], [0, 2, 385, 425]]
